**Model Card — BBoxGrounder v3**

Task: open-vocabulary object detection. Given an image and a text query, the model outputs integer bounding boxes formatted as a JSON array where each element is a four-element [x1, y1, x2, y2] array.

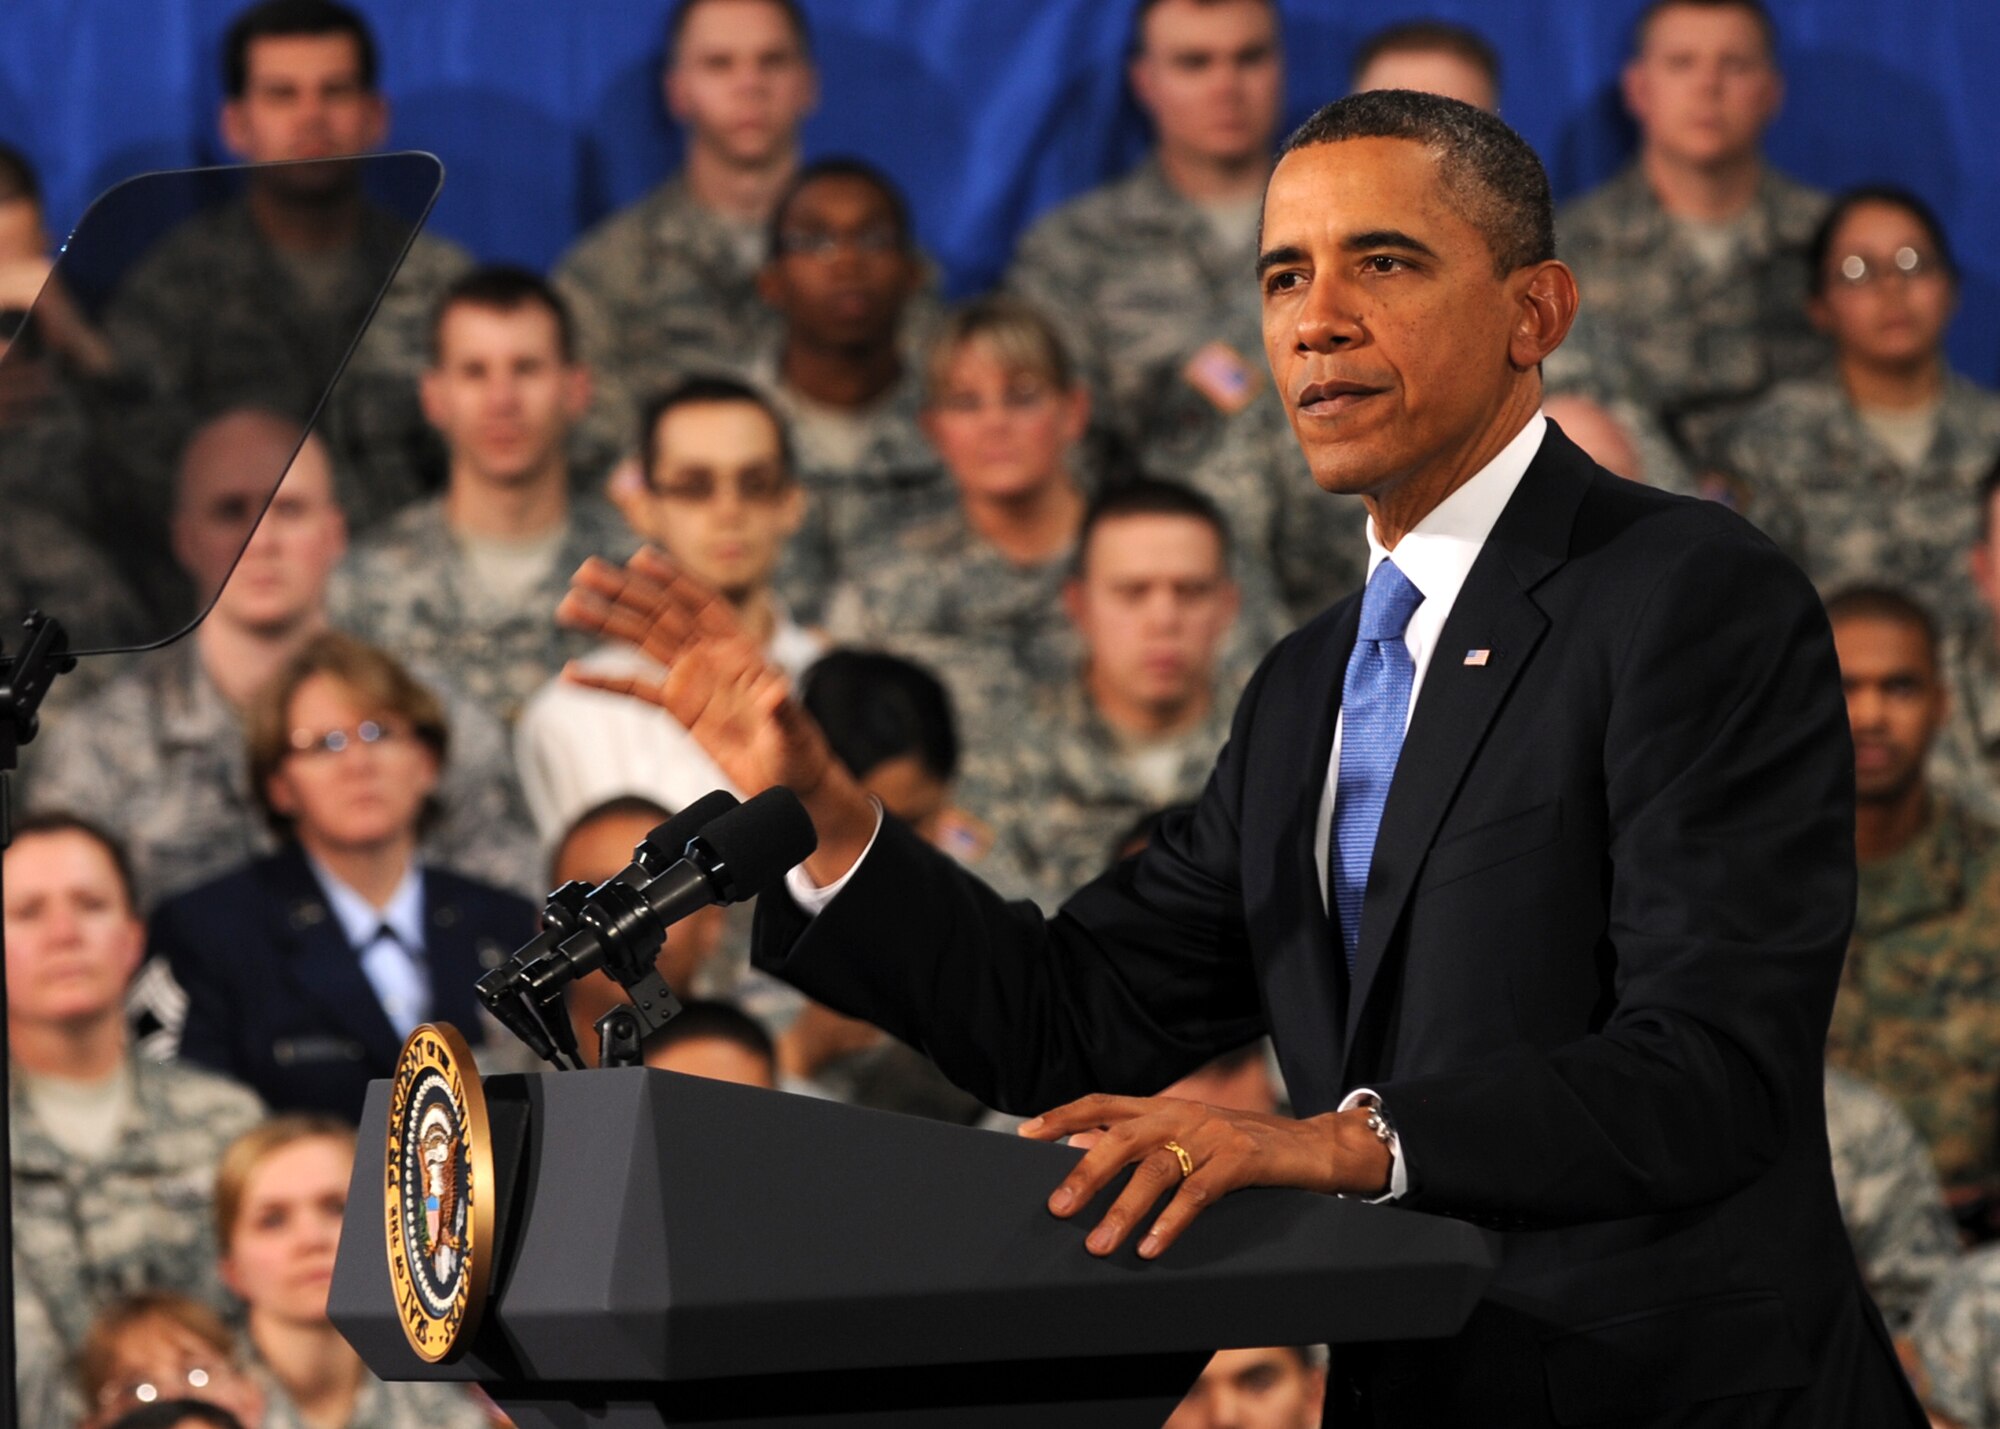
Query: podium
[[331, 1068, 1495, 1428]]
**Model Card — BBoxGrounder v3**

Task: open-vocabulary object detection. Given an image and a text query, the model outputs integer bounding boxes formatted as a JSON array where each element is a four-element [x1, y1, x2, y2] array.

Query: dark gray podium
[[331, 1069, 1494, 1428]]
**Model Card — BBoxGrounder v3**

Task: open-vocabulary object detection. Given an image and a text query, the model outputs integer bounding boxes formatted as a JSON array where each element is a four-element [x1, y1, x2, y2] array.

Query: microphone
[[521, 787, 818, 999]]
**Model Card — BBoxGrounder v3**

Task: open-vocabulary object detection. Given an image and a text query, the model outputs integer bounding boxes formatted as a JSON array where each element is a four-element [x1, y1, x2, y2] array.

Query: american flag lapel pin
[[1463, 649, 1491, 667]]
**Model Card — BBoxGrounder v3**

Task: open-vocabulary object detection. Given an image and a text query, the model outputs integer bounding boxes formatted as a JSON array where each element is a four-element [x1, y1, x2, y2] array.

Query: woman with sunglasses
[[1717, 185, 2000, 626], [150, 632, 537, 1120]]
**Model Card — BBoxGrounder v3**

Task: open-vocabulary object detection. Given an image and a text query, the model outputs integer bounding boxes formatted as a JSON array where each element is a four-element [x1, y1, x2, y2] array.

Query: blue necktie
[[1332, 559, 1425, 970]]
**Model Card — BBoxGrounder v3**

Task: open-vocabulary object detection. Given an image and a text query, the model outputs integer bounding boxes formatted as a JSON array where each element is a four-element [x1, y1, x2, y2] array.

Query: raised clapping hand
[[555, 547, 879, 885], [1018, 1094, 1394, 1259]]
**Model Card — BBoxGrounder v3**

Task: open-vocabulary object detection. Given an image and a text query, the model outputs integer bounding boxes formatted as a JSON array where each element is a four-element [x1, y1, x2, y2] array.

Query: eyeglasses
[[287, 720, 409, 756], [98, 1364, 225, 1408], [652, 467, 793, 504], [1833, 246, 1944, 287], [773, 225, 903, 259], [931, 385, 1059, 417]]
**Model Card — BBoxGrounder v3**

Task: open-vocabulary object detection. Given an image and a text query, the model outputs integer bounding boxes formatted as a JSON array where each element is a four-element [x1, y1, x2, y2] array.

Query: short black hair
[[0, 142, 41, 205], [1351, 20, 1501, 91], [1075, 476, 1233, 576], [1824, 585, 1940, 667], [1631, 0, 1777, 60], [101, 1402, 247, 1429], [1807, 184, 1956, 298], [766, 156, 913, 264], [801, 649, 959, 784], [223, 0, 377, 99], [1129, 0, 1278, 58], [1279, 89, 1554, 277], [11, 810, 139, 913], [653, 999, 777, 1068], [639, 374, 796, 491], [431, 265, 576, 365], [550, 794, 674, 886], [667, 0, 812, 63]]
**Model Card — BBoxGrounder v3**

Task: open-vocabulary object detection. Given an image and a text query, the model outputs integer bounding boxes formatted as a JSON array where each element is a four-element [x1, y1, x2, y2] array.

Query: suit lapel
[[266, 848, 404, 1065], [1340, 430, 1594, 1067]]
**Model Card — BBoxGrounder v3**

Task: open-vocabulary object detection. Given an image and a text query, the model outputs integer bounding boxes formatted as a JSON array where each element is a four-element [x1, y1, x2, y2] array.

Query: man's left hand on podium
[[1018, 1094, 1394, 1260]]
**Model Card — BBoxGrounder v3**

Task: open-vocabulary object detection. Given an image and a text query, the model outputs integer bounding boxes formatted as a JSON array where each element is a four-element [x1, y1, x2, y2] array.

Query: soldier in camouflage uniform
[[330, 269, 639, 728], [1826, 588, 2000, 1201], [750, 160, 953, 623], [4, 814, 266, 1361], [951, 481, 1245, 909], [101, 3, 470, 534], [24, 414, 538, 908], [1934, 467, 2000, 823], [1911, 1246, 2000, 1427], [1552, 1, 1828, 460], [1825, 1066, 1959, 1333], [1716, 188, 2000, 631], [1005, 0, 1312, 617]]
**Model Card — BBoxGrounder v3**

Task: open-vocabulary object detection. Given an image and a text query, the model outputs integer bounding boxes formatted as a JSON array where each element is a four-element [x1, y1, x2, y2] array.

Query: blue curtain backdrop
[[1, 0, 1994, 381]]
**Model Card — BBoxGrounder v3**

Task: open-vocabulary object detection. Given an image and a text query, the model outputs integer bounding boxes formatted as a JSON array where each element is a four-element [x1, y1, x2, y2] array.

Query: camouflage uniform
[[1934, 622, 2000, 826], [13, 1287, 69, 1429], [22, 636, 541, 908], [0, 506, 149, 660], [255, 1358, 491, 1429], [1910, 1243, 2000, 1427], [1824, 1065, 1959, 1332], [1553, 163, 1831, 460], [1827, 794, 2000, 1196], [746, 353, 953, 626], [102, 198, 472, 534], [1714, 372, 2000, 630], [1005, 158, 1317, 616], [959, 677, 1234, 910], [10, 1055, 264, 1354], [329, 493, 639, 730]]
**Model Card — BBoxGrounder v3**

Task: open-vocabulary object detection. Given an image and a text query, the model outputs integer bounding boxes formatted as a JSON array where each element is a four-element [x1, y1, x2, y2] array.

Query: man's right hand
[[557, 547, 880, 887]]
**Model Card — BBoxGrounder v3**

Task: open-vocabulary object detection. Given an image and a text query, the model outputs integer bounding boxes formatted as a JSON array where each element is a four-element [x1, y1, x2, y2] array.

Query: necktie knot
[[1359, 559, 1424, 643]]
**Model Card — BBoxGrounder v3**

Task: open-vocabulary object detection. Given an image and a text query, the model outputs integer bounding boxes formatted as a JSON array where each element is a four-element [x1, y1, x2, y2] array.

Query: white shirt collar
[[1363, 412, 1548, 614], [306, 852, 426, 952]]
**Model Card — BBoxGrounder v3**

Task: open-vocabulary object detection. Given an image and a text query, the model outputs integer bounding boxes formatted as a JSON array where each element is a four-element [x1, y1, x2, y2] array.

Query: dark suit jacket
[[753, 427, 1924, 1427], [151, 845, 536, 1123]]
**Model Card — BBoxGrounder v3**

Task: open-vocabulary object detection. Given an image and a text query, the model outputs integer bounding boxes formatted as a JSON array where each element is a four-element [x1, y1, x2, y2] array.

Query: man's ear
[[1512, 260, 1579, 371], [219, 100, 252, 162]]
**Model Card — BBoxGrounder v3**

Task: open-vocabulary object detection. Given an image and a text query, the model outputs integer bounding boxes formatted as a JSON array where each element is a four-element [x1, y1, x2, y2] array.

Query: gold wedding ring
[[1163, 1140, 1196, 1179]]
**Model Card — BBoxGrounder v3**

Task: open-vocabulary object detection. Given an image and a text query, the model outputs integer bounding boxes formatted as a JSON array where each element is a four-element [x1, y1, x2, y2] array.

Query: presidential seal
[[384, 1022, 494, 1362]]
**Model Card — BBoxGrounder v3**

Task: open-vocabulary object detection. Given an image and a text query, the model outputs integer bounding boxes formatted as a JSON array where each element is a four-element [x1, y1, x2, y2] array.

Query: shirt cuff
[[1338, 1087, 1408, 1202], [781, 800, 885, 916]]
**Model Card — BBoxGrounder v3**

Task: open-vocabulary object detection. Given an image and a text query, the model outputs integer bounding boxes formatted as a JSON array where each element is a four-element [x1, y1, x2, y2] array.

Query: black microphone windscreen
[[693, 787, 819, 902], [639, 789, 740, 866]]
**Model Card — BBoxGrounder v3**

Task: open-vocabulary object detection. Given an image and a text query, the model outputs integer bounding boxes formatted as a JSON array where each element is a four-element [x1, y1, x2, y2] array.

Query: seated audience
[[518, 375, 821, 842], [78, 1292, 267, 1429], [1164, 1346, 1326, 1429], [1541, 392, 1695, 492], [4, 814, 264, 1365], [957, 480, 1243, 907], [554, 0, 819, 463], [647, 999, 780, 1088], [214, 1117, 487, 1427], [823, 295, 1091, 745], [330, 266, 637, 728], [102, 0, 471, 531], [1825, 1068, 1959, 1335], [751, 157, 949, 621], [1935, 455, 2000, 823], [1823, 587, 2000, 1213], [1717, 186, 2000, 627], [1348, 19, 1501, 111], [29, 410, 538, 912], [150, 633, 537, 1121], [1553, 0, 1827, 457], [546, 795, 732, 1063]]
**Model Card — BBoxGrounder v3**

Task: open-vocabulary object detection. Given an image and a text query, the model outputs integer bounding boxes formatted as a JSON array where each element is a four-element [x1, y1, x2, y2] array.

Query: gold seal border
[[384, 1021, 495, 1363]]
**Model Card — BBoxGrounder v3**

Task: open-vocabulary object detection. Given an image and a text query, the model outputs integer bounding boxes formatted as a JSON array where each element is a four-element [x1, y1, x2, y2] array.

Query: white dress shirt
[[789, 415, 1551, 1197]]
